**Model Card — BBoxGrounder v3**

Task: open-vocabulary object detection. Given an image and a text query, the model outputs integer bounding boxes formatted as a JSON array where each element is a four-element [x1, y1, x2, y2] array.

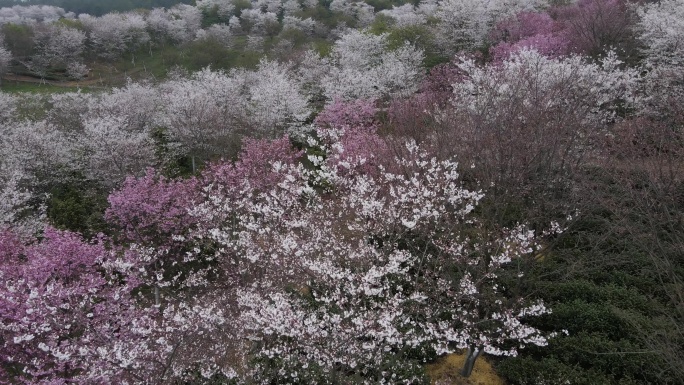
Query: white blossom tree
[[426, 48, 640, 201], [434, 0, 547, 52], [0, 171, 44, 235], [0, 91, 15, 123], [321, 29, 424, 101], [88, 81, 161, 133], [282, 0, 302, 16], [0, 120, 70, 234], [80, 116, 157, 184], [185, 130, 556, 381], [146, 5, 202, 44], [636, 0, 684, 67], [195, 23, 234, 47], [252, 0, 283, 14], [0, 43, 11, 84], [238, 59, 311, 136], [330, 0, 376, 27], [31, 24, 86, 78], [0, 120, 72, 181], [282, 15, 316, 36], [0, 5, 72, 24], [379, 4, 428, 27], [636, 0, 684, 116], [158, 63, 309, 165], [158, 68, 244, 166], [239, 8, 279, 36], [197, 0, 236, 19], [79, 12, 150, 59], [45, 91, 92, 132]]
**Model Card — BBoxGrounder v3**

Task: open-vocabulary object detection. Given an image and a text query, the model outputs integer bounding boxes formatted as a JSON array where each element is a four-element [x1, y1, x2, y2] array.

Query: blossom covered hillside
[[1, 0, 683, 384]]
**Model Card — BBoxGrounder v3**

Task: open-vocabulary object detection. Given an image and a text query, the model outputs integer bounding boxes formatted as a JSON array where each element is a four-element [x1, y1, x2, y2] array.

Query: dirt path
[[1, 67, 148, 88], [2, 73, 111, 87]]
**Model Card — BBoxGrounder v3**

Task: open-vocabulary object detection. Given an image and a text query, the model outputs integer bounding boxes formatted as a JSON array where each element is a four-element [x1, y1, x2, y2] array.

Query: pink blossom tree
[[106, 169, 197, 247], [314, 98, 390, 176], [489, 11, 571, 61], [0, 227, 156, 384], [105, 168, 198, 307]]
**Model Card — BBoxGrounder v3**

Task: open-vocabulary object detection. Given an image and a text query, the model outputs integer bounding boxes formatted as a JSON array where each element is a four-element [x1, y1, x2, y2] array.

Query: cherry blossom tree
[[0, 91, 15, 123], [379, 4, 428, 28], [79, 12, 150, 59], [158, 68, 245, 166], [158, 63, 309, 165], [0, 122, 561, 383], [314, 98, 388, 176], [433, 0, 546, 52], [330, 0, 376, 28], [190, 132, 556, 381], [105, 168, 199, 310], [321, 29, 424, 101], [489, 11, 571, 61], [44, 91, 92, 134], [237, 59, 311, 137], [79, 116, 157, 184], [196, 0, 236, 20], [0, 225, 168, 384], [0, 120, 72, 182], [239, 8, 279, 36], [146, 5, 202, 44], [31, 23, 86, 78], [282, 0, 302, 17], [88, 82, 161, 134], [636, 0, 684, 68], [105, 169, 197, 249], [635, 0, 684, 116], [408, 49, 640, 227], [0, 5, 72, 25], [195, 23, 234, 47], [0, 227, 107, 382], [253, 0, 284, 14], [556, 0, 635, 59], [0, 42, 11, 83], [281, 16, 316, 36], [97, 137, 304, 382], [0, 172, 42, 235]]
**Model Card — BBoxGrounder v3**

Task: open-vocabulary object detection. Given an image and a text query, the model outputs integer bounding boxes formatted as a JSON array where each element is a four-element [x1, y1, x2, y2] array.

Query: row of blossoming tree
[[0, 0, 651, 81]]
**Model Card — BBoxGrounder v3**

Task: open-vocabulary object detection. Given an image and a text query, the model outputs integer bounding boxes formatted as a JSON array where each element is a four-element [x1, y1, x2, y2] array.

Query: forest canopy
[[0, 0, 193, 15]]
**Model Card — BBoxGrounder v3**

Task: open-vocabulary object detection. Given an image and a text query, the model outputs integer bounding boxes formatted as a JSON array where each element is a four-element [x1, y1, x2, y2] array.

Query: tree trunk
[[154, 284, 160, 308], [460, 345, 483, 377]]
